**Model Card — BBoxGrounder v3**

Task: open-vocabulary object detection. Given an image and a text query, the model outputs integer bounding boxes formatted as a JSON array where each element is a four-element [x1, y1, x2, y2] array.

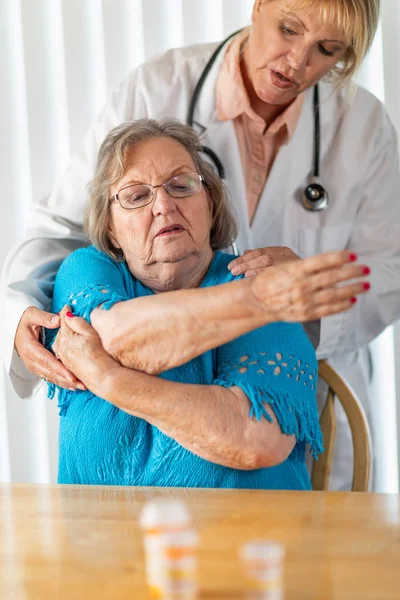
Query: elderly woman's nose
[[151, 186, 177, 215]]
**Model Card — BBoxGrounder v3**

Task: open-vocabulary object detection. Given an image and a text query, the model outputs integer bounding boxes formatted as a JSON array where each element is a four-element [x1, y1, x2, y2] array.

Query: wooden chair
[[311, 360, 371, 492]]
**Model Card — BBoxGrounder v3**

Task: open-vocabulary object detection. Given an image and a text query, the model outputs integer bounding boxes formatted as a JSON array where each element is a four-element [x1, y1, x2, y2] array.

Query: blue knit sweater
[[47, 247, 322, 489]]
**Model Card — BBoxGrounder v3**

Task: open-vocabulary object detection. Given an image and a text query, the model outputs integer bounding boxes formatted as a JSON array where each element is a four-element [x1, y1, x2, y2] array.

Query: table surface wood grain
[[0, 484, 399, 599]]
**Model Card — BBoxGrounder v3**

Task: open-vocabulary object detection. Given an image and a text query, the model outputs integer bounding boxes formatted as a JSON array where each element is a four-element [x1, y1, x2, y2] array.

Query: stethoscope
[[187, 30, 329, 214]]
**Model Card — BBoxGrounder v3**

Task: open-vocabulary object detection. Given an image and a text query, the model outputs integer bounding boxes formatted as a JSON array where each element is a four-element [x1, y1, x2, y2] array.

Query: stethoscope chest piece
[[303, 182, 329, 211]]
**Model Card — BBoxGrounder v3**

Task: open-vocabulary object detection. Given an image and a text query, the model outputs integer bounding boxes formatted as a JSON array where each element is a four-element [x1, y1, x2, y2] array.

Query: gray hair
[[85, 119, 238, 260]]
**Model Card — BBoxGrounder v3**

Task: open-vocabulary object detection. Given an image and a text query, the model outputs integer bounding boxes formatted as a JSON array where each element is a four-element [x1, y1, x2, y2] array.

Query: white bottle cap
[[139, 498, 192, 530]]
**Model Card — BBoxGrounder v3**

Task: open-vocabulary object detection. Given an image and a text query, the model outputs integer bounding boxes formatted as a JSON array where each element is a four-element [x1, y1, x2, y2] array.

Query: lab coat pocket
[[298, 223, 353, 258]]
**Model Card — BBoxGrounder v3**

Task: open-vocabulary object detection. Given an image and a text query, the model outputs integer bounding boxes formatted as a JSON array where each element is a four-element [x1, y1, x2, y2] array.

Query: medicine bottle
[[139, 499, 193, 597]]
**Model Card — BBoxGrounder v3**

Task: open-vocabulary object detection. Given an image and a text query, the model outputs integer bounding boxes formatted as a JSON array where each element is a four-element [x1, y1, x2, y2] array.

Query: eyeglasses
[[109, 172, 204, 210]]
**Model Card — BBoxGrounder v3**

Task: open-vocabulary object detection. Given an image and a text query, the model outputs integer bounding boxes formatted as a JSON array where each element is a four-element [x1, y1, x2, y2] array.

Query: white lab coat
[[3, 40, 400, 488]]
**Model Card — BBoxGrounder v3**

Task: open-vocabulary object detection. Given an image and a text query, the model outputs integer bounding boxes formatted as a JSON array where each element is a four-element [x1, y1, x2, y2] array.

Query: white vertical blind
[[0, 0, 31, 249], [395, 322, 400, 480], [381, 0, 400, 134], [182, 0, 224, 44], [0, 0, 398, 488], [0, 0, 25, 483], [370, 329, 399, 493], [21, 0, 70, 199], [356, 22, 385, 103], [222, 0, 254, 34], [0, 371, 11, 483], [355, 18, 399, 493], [102, 0, 146, 96], [62, 0, 107, 154], [0, 0, 52, 484], [381, 0, 400, 489]]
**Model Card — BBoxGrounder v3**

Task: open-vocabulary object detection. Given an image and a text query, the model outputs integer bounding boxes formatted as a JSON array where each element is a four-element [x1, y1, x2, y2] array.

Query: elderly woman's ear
[[204, 185, 214, 215], [106, 227, 125, 261], [107, 230, 121, 250]]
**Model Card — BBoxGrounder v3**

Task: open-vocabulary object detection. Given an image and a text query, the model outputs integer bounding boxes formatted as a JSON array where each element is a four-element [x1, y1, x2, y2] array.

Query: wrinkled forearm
[[88, 365, 295, 470], [91, 278, 270, 374]]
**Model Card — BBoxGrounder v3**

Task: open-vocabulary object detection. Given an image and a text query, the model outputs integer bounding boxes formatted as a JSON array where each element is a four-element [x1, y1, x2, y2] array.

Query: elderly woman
[[47, 119, 369, 489]]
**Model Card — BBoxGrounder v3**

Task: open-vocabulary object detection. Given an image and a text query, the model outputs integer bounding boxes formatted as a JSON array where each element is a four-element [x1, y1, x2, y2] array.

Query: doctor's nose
[[287, 46, 309, 71]]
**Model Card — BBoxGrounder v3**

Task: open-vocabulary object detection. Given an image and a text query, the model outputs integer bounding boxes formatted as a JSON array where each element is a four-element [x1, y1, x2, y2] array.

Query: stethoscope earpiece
[[303, 182, 329, 211]]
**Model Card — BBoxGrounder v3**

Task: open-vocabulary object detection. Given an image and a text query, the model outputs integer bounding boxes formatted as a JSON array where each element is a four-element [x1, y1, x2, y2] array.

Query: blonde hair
[[260, 0, 380, 83], [85, 119, 238, 260]]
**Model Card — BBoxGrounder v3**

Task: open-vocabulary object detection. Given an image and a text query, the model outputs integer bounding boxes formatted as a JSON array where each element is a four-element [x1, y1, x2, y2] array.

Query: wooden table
[[0, 485, 399, 599]]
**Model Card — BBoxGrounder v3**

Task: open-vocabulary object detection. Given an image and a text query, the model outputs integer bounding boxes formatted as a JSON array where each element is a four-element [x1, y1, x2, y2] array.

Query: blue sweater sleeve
[[51, 247, 130, 320], [46, 247, 131, 414], [214, 321, 323, 459]]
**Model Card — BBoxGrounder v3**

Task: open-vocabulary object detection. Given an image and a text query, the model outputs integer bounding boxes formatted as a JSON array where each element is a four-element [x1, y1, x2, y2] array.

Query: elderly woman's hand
[[251, 250, 370, 322], [228, 246, 300, 277], [14, 307, 86, 390], [53, 306, 120, 393]]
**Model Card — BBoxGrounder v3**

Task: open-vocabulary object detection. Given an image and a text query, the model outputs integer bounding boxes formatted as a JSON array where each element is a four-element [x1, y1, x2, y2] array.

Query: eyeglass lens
[[117, 173, 201, 209]]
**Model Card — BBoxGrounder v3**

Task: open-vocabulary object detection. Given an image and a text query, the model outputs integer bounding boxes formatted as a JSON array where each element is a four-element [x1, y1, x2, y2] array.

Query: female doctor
[[3, 0, 400, 489]]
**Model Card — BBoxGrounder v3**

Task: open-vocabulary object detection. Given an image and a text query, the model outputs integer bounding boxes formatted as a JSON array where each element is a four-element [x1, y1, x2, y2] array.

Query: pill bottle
[[239, 540, 285, 600], [139, 499, 192, 597], [157, 528, 199, 599]]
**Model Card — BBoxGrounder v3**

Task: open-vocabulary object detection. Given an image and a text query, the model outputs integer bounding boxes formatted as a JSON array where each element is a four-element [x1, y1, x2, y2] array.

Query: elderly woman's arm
[[86, 250, 368, 375], [103, 370, 295, 470], [91, 277, 266, 374], [56, 310, 297, 470]]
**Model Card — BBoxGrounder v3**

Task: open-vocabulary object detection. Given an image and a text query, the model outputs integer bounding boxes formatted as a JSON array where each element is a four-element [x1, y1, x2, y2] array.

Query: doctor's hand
[[14, 306, 86, 391], [228, 246, 300, 277], [250, 250, 371, 322]]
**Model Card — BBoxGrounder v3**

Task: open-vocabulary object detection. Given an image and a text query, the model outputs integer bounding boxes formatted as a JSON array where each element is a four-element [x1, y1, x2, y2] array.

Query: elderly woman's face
[[108, 137, 213, 274], [247, 0, 347, 106]]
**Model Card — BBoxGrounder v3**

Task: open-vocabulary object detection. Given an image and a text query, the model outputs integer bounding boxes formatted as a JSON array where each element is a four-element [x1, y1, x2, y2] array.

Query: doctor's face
[[245, 0, 348, 106], [108, 137, 213, 286]]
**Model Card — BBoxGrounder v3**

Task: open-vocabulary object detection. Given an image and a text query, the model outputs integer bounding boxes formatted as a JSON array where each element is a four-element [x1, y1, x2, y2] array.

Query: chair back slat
[[311, 387, 336, 491], [312, 361, 371, 492]]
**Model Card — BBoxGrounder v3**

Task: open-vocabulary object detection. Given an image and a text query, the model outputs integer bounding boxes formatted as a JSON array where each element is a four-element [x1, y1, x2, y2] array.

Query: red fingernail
[[66, 311, 74, 318], [351, 297, 358, 304], [363, 267, 371, 275], [363, 282, 371, 290], [349, 253, 358, 262]]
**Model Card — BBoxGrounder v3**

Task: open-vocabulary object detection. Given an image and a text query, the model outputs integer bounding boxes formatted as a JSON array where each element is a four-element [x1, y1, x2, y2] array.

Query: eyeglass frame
[[109, 172, 205, 210]]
